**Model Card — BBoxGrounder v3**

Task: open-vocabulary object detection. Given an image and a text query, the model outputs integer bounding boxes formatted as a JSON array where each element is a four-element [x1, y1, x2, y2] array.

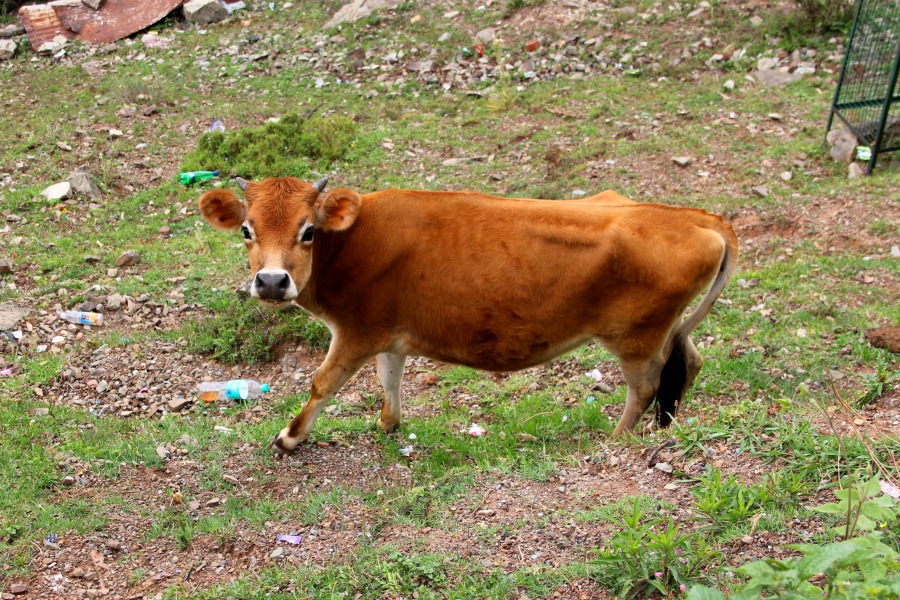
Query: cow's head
[[198, 176, 361, 307]]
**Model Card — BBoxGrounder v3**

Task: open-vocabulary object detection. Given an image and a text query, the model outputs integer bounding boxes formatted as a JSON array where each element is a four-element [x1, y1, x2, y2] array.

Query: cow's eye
[[299, 224, 315, 244], [241, 225, 252, 240]]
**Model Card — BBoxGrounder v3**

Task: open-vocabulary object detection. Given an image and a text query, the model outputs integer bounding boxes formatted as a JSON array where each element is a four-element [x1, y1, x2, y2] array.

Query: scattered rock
[[183, 0, 228, 23], [82, 0, 105, 9], [168, 397, 192, 411], [525, 40, 540, 52], [516, 432, 539, 443], [414, 372, 438, 386], [607, 455, 621, 467], [0, 23, 25, 38], [105, 539, 122, 551], [326, 0, 402, 27], [779, 171, 792, 181], [95, 380, 109, 393], [655, 462, 673, 473], [750, 186, 769, 198], [206, 497, 221, 507], [71, 567, 86, 578], [0, 39, 16, 61], [671, 156, 692, 167], [723, 79, 735, 90], [270, 547, 284, 558], [156, 445, 170, 459], [827, 127, 858, 163], [105, 293, 124, 310], [67, 168, 102, 198], [84, 256, 102, 264], [848, 162, 865, 179], [62, 475, 76, 486], [9, 584, 28, 595], [664, 482, 679, 490], [108, 129, 123, 138], [223, 474, 240, 484], [41, 181, 72, 201], [115, 250, 140, 267], [0, 260, 12, 276], [754, 69, 803, 86], [159, 225, 171, 236], [476, 28, 496, 45]]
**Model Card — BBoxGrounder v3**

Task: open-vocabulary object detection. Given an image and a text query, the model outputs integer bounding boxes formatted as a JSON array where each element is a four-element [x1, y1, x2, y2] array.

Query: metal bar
[[835, 95, 900, 110], [867, 40, 900, 173], [828, 0, 865, 140]]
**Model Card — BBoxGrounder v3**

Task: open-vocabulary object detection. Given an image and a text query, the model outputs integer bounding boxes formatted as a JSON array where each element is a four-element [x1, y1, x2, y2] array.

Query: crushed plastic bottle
[[58, 310, 103, 326], [179, 170, 219, 185], [198, 379, 270, 402]]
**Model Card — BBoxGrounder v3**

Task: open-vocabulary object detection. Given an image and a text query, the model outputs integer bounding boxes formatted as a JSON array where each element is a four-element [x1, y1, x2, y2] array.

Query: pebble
[[105, 539, 122, 551], [168, 398, 192, 411], [671, 156, 692, 167], [62, 475, 76, 485], [115, 250, 141, 267], [71, 567, 86, 578], [223, 474, 240, 484], [0, 259, 11, 274], [270, 547, 284, 558], [9, 584, 28, 595], [95, 380, 109, 393], [159, 225, 171, 235], [206, 498, 221, 507], [156, 445, 170, 459], [655, 462, 673, 473], [750, 186, 769, 198]]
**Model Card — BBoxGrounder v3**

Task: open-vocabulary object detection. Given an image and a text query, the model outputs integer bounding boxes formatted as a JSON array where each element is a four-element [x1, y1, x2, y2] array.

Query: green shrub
[[179, 113, 356, 180], [791, 0, 855, 34]]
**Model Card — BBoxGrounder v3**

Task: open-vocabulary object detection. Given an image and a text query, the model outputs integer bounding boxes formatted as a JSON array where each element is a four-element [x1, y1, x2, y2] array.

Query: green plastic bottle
[[179, 170, 219, 185]]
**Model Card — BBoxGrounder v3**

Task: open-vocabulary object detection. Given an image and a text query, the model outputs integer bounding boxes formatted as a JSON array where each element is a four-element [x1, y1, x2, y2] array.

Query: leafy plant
[[692, 468, 764, 529], [688, 533, 900, 599], [592, 499, 720, 598], [811, 474, 898, 540]]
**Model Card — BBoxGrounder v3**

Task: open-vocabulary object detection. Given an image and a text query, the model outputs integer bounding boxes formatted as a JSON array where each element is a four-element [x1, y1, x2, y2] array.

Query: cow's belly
[[392, 332, 594, 372]]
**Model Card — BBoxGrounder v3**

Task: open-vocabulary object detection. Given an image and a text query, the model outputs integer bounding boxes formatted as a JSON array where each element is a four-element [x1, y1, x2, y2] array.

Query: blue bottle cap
[[260, 384, 270, 393]]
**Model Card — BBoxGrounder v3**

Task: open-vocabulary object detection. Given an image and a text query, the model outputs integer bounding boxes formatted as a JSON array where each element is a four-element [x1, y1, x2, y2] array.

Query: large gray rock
[[183, 0, 228, 23], [326, 0, 402, 27], [827, 127, 858, 164], [0, 39, 16, 61], [67, 168, 102, 198], [0, 302, 28, 330]]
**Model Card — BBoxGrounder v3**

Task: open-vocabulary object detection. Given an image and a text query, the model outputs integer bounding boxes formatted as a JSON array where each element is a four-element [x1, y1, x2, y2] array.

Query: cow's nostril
[[254, 270, 292, 300]]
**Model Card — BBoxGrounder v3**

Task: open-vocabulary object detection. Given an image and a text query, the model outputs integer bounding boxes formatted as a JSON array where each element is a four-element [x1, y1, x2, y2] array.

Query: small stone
[[105, 539, 122, 551], [9, 584, 28, 595], [107, 268, 119, 277], [848, 163, 865, 179], [438, 32, 451, 43], [475, 27, 496, 44], [525, 40, 540, 52], [780, 171, 792, 181], [671, 156, 692, 167], [270, 547, 284, 558], [749, 15, 763, 26], [0, 260, 11, 275], [516, 432, 538, 443], [156, 446, 170, 459], [183, 0, 229, 23], [41, 182, 72, 201], [608, 455, 621, 467], [655, 462, 673, 473], [188, 501, 201, 510], [168, 397, 192, 411], [105, 293, 124, 310], [414, 372, 438, 386], [62, 475, 76, 486], [767, 113, 783, 121], [0, 39, 16, 61], [56, 141, 72, 152], [444, 10, 459, 18], [853, 418, 865, 426], [71, 567, 86, 578], [741, 535, 754, 544], [159, 225, 171, 235], [108, 129, 123, 138], [723, 79, 735, 90], [84, 256, 102, 264], [223, 474, 239, 484], [206, 497, 221, 507], [476, 509, 496, 517], [409, 14, 421, 23], [67, 170, 102, 198], [115, 250, 140, 267], [750, 186, 769, 198], [95, 380, 109, 393], [664, 482, 679, 490]]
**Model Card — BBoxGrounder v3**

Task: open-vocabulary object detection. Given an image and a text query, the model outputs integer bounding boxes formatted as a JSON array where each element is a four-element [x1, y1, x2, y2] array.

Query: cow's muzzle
[[252, 269, 298, 302]]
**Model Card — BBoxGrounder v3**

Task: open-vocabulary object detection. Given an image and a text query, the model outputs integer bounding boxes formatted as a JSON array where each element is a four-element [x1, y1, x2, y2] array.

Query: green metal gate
[[827, 0, 900, 173]]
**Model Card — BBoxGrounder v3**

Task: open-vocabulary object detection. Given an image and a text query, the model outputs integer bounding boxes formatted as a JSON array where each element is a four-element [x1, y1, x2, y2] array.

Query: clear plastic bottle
[[198, 379, 270, 402], [58, 310, 103, 326], [179, 170, 219, 185]]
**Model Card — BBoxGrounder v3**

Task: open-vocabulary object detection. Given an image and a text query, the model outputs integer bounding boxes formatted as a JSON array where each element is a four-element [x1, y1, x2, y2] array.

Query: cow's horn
[[313, 177, 328, 192], [235, 177, 249, 190]]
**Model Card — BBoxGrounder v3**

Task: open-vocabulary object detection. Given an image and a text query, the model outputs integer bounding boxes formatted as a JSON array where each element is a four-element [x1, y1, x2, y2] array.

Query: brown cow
[[199, 177, 738, 454]]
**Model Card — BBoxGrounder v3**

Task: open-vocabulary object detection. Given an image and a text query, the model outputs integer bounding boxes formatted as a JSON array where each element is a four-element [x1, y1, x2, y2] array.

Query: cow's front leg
[[271, 340, 372, 455], [375, 352, 407, 433]]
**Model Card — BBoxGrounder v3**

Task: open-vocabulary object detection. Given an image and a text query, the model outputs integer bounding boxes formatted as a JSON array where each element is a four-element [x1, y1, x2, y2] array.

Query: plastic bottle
[[197, 379, 270, 402], [58, 310, 103, 326], [179, 170, 219, 185]]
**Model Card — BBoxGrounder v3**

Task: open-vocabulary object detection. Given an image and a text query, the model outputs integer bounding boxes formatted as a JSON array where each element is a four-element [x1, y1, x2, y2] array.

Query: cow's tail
[[655, 231, 737, 426]]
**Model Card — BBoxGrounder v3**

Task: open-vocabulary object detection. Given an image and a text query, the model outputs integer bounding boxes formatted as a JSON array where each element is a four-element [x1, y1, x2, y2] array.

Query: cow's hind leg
[[272, 339, 372, 455], [611, 357, 664, 437], [375, 352, 407, 434]]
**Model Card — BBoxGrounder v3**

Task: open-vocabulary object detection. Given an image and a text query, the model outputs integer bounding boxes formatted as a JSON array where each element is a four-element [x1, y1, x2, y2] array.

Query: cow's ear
[[315, 188, 360, 231], [199, 189, 246, 231]]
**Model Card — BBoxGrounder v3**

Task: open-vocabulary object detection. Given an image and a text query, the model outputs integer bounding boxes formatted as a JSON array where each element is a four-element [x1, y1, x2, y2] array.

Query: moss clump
[[179, 114, 356, 179]]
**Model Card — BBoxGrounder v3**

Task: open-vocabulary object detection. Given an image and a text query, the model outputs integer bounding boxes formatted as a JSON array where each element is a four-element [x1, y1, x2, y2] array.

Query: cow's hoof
[[270, 432, 302, 456], [376, 417, 399, 434]]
